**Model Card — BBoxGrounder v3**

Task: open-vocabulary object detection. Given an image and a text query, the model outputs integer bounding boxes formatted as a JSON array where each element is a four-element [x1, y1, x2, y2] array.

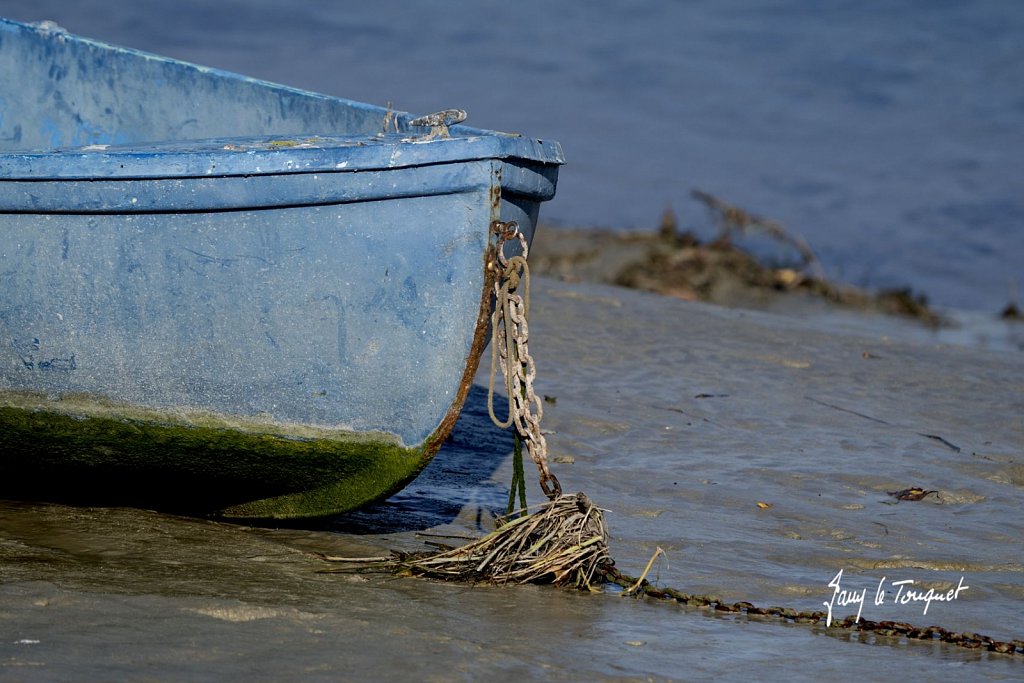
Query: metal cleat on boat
[[407, 109, 467, 140]]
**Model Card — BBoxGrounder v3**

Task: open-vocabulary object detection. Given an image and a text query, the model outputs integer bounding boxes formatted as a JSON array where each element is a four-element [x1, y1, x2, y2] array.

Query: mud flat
[[2, 271, 1022, 680]]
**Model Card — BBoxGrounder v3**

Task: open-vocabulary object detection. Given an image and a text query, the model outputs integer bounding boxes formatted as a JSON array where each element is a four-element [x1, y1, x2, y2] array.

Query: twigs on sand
[[622, 546, 666, 596], [692, 189, 823, 278], [320, 492, 611, 589]]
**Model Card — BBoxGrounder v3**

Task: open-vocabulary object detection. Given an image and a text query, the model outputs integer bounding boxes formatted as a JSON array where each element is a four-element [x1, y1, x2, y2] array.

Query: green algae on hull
[[0, 391, 432, 521]]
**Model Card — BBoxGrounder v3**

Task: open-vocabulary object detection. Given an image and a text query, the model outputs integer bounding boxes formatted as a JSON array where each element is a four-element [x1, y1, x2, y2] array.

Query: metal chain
[[488, 220, 561, 500], [600, 564, 1024, 657]]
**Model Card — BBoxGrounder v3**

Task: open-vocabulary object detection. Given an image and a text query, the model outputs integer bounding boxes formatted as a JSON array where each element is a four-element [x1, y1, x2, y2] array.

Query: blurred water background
[[3, 0, 1023, 314]]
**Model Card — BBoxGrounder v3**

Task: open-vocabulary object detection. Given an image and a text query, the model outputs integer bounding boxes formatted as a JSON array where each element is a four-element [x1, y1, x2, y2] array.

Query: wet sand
[[2, 276, 1023, 680]]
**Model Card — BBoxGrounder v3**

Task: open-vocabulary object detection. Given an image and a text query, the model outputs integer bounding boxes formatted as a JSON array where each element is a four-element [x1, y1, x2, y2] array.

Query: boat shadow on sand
[[327, 384, 516, 535]]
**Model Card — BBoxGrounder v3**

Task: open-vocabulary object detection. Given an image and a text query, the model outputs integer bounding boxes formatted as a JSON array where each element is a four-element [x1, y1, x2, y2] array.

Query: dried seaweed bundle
[[321, 492, 610, 588]]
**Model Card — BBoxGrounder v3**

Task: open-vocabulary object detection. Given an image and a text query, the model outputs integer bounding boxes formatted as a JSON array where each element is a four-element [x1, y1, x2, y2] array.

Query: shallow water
[[3, 0, 1023, 311], [2, 278, 1022, 680]]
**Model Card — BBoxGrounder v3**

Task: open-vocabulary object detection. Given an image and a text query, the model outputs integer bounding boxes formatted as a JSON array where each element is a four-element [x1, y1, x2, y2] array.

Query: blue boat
[[0, 18, 563, 520]]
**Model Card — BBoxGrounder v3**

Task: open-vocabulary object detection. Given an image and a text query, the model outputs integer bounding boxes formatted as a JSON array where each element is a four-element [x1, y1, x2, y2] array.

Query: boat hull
[[0, 160, 555, 519], [0, 18, 562, 520]]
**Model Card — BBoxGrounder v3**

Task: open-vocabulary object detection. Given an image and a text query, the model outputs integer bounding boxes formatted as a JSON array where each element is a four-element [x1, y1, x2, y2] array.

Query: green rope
[[505, 434, 528, 516]]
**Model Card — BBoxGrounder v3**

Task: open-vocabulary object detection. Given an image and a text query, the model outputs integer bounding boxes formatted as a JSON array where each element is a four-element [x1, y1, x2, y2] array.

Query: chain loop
[[488, 220, 562, 500]]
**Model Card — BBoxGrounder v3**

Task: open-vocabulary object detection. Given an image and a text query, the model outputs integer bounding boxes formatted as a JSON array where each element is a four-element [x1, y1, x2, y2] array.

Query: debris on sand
[[888, 487, 939, 502], [530, 190, 943, 327], [319, 492, 610, 589]]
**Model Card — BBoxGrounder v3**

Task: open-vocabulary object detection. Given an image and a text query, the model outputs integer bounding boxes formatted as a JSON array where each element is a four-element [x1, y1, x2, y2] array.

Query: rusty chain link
[[600, 564, 1024, 657], [488, 220, 561, 499]]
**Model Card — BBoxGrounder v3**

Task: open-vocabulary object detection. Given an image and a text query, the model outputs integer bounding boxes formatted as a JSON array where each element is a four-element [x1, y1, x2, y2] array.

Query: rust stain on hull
[[423, 234, 499, 459]]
